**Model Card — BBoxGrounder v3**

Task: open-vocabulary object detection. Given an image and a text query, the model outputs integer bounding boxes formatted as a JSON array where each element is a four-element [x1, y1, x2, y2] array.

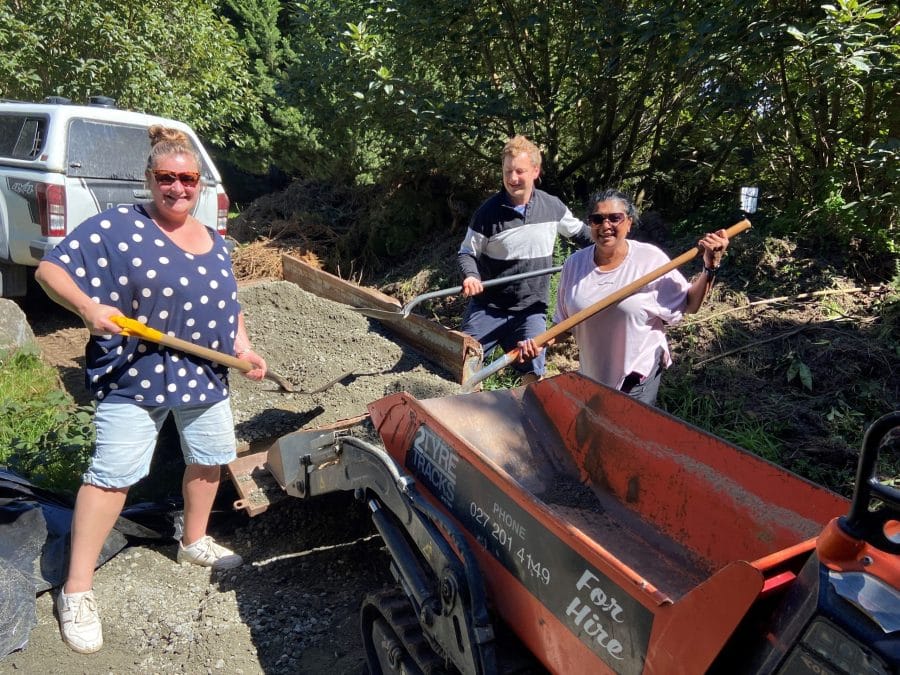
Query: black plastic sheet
[[0, 468, 140, 658], [0, 559, 36, 659]]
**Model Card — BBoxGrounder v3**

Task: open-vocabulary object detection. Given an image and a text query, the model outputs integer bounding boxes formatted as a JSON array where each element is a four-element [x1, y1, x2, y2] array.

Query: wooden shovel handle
[[536, 219, 752, 348], [460, 219, 751, 392], [110, 315, 254, 373]]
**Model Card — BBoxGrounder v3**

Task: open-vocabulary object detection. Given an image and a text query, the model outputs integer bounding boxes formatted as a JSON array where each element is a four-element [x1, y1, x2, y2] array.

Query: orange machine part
[[528, 375, 847, 567], [817, 518, 900, 589], [367, 381, 802, 674], [369, 393, 642, 674], [367, 375, 850, 674]]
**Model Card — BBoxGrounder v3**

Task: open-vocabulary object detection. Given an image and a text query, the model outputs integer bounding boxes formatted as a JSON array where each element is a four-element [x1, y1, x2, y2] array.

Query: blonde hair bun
[[146, 124, 200, 169], [148, 124, 189, 147]]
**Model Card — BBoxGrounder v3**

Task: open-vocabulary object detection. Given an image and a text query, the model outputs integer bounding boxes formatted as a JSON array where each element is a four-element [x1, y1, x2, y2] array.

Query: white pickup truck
[[0, 98, 230, 297]]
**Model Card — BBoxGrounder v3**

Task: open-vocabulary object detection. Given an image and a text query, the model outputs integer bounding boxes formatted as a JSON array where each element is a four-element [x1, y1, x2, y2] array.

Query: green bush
[[0, 348, 94, 495]]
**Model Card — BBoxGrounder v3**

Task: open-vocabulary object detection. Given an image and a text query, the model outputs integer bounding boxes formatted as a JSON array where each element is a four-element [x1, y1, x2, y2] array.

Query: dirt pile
[[230, 279, 461, 442]]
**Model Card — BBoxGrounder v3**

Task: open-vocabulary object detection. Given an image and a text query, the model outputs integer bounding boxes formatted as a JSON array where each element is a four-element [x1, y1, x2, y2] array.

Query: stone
[[0, 299, 35, 352]]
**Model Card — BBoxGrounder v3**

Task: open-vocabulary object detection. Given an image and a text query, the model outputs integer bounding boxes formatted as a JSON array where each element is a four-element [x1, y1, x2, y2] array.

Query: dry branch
[[694, 323, 811, 366], [689, 285, 886, 324]]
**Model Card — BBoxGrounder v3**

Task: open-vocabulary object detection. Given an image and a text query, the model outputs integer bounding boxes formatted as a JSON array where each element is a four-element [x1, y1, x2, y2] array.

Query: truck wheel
[[0, 262, 27, 298], [360, 588, 446, 675]]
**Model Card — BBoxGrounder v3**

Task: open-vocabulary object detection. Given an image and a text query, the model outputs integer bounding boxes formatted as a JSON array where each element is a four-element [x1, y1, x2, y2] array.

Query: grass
[[657, 362, 874, 496], [660, 266, 899, 498], [657, 367, 786, 454], [0, 346, 94, 495], [482, 364, 527, 391]]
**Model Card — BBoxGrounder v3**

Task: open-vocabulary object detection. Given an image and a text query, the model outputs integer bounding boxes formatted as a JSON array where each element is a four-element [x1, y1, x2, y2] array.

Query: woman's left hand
[[517, 337, 552, 362], [698, 229, 729, 268], [240, 350, 267, 381]]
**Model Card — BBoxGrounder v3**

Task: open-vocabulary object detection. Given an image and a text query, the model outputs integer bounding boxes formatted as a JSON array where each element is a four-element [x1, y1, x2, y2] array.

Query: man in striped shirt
[[458, 135, 592, 382]]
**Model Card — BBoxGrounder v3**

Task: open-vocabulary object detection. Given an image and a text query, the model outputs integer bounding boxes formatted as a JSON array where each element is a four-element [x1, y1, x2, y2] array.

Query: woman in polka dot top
[[36, 125, 266, 653]]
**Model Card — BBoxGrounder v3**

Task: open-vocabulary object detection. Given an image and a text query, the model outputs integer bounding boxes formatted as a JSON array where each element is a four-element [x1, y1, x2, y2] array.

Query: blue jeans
[[461, 301, 546, 377]]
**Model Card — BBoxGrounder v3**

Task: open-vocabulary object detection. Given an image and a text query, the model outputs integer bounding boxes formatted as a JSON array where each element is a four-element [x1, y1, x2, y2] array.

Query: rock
[[0, 299, 35, 352]]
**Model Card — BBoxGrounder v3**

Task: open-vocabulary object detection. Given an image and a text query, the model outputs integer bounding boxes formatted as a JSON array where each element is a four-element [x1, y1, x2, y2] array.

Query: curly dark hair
[[588, 189, 640, 224]]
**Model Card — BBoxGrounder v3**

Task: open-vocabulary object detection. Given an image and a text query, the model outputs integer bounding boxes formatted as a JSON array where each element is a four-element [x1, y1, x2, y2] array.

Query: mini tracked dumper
[[230, 373, 899, 674]]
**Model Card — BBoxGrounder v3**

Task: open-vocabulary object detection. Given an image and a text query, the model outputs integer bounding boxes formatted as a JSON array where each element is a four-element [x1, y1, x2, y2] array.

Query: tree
[[217, 0, 325, 175], [0, 0, 264, 152], [325, 0, 779, 203], [273, 0, 896, 264], [758, 0, 898, 256], [9, 0, 891, 263]]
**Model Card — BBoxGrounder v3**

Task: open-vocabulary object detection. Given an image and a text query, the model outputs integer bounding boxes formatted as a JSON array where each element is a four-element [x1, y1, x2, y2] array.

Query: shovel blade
[[264, 370, 295, 392]]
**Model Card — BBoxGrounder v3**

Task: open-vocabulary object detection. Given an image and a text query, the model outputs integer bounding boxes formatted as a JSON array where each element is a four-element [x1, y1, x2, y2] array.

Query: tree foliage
[[761, 0, 899, 257], [0, 0, 264, 150], [0, 0, 895, 266], [276, 0, 895, 260]]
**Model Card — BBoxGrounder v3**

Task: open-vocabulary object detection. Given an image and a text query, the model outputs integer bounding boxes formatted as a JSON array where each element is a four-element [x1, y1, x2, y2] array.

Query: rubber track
[[364, 587, 450, 675]]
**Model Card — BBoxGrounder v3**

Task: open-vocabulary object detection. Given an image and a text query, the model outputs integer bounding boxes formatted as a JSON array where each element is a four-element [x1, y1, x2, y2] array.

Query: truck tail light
[[37, 183, 67, 237], [217, 191, 230, 236]]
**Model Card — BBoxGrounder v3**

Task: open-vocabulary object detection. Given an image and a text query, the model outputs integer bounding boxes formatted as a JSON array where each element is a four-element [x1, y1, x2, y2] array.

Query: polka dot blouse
[[44, 204, 242, 407]]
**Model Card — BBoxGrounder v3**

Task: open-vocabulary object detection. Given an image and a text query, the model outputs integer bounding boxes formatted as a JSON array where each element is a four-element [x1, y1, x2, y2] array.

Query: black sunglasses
[[151, 170, 201, 187], [588, 212, 627, 225]]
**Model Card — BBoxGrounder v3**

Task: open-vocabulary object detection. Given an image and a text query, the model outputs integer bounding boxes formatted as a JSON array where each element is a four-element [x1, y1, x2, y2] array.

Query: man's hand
[[462, 276, 484, 297]]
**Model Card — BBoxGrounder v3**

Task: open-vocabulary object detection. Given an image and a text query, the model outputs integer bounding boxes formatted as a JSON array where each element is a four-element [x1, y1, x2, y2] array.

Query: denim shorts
[[84, 399, 237, 489]]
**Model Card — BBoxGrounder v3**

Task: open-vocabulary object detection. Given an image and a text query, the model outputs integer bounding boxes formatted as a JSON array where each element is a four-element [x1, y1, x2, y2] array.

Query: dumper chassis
[[231, 374, 899, 674]]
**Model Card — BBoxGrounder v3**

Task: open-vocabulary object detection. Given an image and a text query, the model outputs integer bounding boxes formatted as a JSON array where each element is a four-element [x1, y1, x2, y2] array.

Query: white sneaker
[[56, 588, 103, 653], [177, 535, 243, 570]]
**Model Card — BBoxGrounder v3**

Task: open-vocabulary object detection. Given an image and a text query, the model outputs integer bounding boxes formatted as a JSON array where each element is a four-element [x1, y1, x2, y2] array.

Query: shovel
[[354, 265, 563, 320], [460, 219, 753, 392], [110, 315, 297, 393]]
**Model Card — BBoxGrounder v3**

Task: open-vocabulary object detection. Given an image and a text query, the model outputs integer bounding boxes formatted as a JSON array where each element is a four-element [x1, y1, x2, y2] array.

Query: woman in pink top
[[519, 189, 729, 405]]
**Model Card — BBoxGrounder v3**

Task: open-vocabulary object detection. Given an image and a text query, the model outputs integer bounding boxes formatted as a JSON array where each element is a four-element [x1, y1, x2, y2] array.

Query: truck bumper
[[30, 238, 60, 261]]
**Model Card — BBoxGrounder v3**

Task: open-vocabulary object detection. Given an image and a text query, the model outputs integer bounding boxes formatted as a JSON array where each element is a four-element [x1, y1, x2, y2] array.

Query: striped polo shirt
[[457, 188, 592, 312]]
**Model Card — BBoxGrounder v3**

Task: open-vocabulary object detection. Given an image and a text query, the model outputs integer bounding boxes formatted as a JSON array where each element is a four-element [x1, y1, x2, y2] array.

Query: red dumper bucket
[[366, 372, 849, 674]]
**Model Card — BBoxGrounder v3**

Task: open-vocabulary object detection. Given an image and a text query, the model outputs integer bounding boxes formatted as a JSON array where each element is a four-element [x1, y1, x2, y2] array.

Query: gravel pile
[[230, 280, 461, 441], [5, 278, 460, 674]]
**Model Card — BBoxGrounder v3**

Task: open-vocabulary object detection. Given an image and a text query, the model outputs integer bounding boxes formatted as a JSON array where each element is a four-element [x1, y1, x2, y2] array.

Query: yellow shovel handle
[[110, 315, 253, 373]]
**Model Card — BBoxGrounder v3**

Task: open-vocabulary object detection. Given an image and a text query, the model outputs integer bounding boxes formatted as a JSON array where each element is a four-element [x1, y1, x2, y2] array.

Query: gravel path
[[4, 495, 392, 674], [5, 279, 461, 674]]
